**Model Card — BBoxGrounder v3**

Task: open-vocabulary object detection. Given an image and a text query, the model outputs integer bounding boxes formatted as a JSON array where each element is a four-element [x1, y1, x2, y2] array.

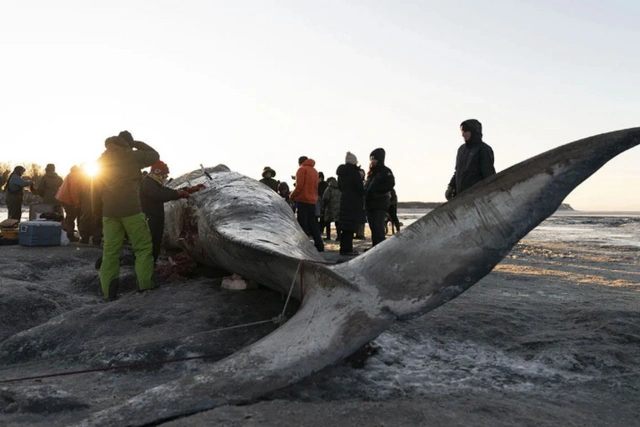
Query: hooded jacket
[[290, 158, 319, 205], [448, 119, 496, 195], [364, 148, 395, 211], [38, 170, 64, 205], [94, 136, 159, 218], [321, 178, 341, 223]]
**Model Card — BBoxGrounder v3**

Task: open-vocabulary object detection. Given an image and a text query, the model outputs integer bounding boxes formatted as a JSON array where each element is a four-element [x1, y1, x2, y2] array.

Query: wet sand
[[0, 229, 639, 426]]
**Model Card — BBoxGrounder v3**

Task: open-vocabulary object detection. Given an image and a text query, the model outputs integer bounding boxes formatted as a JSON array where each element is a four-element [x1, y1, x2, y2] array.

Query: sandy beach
[[0, 224, 639, 426]]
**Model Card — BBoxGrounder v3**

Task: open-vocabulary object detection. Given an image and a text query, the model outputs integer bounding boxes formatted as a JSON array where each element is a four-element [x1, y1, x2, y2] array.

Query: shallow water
[[0, 207, 31, 222], [398, 208, 640, 247], [5, 206, 639, 247]]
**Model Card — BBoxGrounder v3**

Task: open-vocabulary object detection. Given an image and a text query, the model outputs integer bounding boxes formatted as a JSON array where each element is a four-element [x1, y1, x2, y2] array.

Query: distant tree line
[[0, 162, 45, 188]]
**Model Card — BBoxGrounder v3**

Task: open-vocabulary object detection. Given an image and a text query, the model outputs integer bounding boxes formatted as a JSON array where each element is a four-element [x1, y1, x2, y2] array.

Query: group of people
[[1, 164, 103, 244], [3, 118, 495, 299], [258, 148, 396, 256], [257, 118, 496, 256], [94, 131, 204, 300], [2, 131, 204, 301]]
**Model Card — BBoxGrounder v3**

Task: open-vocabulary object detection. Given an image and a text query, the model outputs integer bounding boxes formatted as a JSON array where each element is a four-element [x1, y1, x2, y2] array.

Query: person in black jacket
[[364, 148, 395, 247], [139, 161, 191, 263], [336, 152, 366, 256], [445, 119, 496, 200]]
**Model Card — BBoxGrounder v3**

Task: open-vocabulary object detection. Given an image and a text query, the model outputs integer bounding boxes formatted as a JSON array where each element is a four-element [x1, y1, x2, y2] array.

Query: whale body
[[78, 127, 640, 426]]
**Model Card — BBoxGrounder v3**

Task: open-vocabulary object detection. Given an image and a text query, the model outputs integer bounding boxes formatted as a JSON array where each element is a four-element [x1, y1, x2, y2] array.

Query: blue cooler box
[[19, 221, 62, 246]]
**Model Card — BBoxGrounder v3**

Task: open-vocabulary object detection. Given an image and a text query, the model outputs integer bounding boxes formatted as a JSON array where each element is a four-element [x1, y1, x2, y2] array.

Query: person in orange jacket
[[56, 165, 84, 242], [290, 156, 324, 252]]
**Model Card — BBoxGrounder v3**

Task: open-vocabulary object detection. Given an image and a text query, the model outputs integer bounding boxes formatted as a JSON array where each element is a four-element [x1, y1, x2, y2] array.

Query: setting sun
[[83, 162, 100, 177]]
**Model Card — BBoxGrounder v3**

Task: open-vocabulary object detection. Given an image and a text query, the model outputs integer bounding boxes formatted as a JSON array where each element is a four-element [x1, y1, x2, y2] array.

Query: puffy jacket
[[364, 147, 395, 211], [38, 171, 64, 205], [94, 137, 159, 218], [290, 159, 319, 204], [321, 179, 341, 223], [448, 139, 495, 195], [336, 162, 366, 232]]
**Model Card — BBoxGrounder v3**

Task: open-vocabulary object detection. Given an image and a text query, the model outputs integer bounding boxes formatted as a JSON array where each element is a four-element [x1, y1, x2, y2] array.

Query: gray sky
[[1, 0, 638, 209]]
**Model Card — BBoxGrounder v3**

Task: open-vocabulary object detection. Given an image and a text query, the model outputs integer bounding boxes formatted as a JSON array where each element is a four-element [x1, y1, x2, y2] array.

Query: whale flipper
[[76, 268, 395, 426], [335, 127, 640, 319]]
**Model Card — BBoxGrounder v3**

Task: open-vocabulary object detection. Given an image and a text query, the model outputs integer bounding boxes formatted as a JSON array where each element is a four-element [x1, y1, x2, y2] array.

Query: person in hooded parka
[[321, 176, 341, 241], [445, 119, 496, 200]]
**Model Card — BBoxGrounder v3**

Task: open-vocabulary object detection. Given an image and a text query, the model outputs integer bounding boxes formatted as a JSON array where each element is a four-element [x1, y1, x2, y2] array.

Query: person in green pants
[[94, 131, 160, 300]]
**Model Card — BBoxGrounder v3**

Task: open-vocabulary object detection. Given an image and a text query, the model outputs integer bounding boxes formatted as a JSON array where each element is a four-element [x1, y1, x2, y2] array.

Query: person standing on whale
[[445, 119, 496, 200]]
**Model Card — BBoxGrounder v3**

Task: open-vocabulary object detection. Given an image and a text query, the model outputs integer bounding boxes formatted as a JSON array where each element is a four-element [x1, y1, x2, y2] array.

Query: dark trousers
[[63, 203, 80, 236], [6, 194, 23, 220], [322, 221, 335, 239], [147, 216, 164, 262], [340, 230, 354, 254], [79, 208, 102, 245], [297, 202, 324, 251], [388, 204, 400, 229], [367, 209, 387, 246]]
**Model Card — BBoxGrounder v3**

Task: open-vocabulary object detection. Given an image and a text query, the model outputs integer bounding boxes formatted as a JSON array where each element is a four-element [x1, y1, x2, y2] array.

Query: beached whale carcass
[[78, 127, 640, 426]]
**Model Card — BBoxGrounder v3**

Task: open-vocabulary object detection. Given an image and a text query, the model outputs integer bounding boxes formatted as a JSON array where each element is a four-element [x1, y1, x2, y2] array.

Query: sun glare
[[84, 162, 100, 177]]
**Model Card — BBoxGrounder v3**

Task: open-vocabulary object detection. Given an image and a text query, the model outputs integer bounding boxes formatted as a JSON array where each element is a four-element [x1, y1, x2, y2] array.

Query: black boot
[[108, 278, 119, 301]]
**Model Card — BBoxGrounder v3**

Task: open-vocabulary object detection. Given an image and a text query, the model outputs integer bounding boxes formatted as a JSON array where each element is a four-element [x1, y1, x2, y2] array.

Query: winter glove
[[177, 189, 190, 199], [445, 185, 456, 201], [186, 184, 205, 194]]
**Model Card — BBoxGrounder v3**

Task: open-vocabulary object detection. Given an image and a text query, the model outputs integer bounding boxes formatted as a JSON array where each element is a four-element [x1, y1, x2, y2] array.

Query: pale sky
[[1, 0, 638, 210]]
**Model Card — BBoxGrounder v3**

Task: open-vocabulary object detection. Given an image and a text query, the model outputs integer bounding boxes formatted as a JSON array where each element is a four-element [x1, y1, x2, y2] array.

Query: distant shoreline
[[397, 202, 575, 211]]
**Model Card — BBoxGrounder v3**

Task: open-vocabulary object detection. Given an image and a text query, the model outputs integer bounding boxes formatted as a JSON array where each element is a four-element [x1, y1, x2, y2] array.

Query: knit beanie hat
[[345, 151, 358, 165], [151, 160, 170, 176]]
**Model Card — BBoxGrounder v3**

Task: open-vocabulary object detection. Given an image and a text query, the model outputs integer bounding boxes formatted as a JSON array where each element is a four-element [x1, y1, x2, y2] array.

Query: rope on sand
[[0, 258, 335, 383]]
